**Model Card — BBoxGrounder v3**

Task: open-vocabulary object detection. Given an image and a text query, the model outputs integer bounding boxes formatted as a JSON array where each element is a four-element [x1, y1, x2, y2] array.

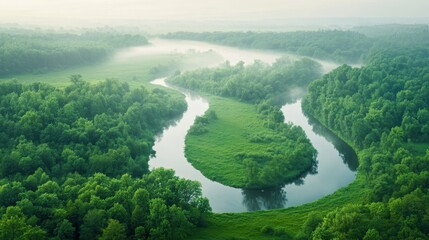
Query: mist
[[1, 0, 428, 31]]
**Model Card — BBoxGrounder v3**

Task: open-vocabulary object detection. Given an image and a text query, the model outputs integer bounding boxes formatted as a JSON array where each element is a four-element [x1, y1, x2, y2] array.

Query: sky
[[0, 0, 428, 27]]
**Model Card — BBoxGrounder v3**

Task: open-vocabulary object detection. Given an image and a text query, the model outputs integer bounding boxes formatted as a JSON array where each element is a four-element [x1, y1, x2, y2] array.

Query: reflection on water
[[306, 115, 359, 171], [242, 188, 287, 211], [280, 100, 358, 208], [145, 40, 358, 213]]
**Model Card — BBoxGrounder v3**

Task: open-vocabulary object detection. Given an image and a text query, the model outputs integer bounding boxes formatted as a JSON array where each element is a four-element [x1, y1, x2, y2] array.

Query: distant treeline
[[164, 25, 429, 65], [164, 30, 372, 64], [0, 30, 148, 76]]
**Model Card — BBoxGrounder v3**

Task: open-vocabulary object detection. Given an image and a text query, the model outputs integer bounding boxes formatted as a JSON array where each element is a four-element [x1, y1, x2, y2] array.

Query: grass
[[186, 96, 264, 187], [0, 51, 219, 89], [1, 55, 160, 87], [185, 95, 314, 188], [190, 176, 368, 239], [0, 44, 370, 239], [185, 95, 369, 239]]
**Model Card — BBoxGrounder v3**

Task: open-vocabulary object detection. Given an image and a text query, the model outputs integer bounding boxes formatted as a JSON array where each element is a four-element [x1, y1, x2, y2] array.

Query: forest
[[299, 47, 429, 239], [0, 25, 428, 239], [165, 26, 429, 65], [0, 30, 148, 76], [0, 77, 211, 239], [164, 31, 372, 64], [167, 58, 321, 188]]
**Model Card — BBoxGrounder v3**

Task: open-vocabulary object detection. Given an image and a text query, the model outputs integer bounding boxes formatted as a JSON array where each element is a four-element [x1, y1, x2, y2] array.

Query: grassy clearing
[[185, 96, 263, 187], [190, 177, 368, 239], [1, 55, 164, 87], [185, 95, 314, 188], [0, 51, 218, 89]]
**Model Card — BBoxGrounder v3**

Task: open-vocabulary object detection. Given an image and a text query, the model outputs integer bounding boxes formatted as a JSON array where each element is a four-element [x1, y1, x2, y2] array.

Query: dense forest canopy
[[169, 57, 321, 104], [304, 47, 429, 148], [0, 78, 212, 239], [0, 77, 186, 178], [0, 30, 148, 76], [168, 58, 321, 188], [299, 47, 429, 239]]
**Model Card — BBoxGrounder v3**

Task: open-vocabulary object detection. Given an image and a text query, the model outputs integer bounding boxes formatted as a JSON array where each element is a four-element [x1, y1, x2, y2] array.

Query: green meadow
[[185, 95, 315, 188], [189, 177, 367, 239], [0, 51, 219, 89], [186, 96, 267, 187]]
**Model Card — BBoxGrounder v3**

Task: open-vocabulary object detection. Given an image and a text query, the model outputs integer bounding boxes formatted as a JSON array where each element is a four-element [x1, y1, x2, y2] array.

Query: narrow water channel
[[145, 39, 358, 213]]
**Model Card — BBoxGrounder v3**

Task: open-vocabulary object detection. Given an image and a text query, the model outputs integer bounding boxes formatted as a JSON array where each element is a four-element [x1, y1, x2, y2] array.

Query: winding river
[[142, 39, 358, 213]]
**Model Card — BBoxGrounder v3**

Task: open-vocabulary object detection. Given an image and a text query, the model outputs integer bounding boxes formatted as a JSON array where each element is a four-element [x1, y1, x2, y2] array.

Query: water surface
[[147, 39, 358, 213]]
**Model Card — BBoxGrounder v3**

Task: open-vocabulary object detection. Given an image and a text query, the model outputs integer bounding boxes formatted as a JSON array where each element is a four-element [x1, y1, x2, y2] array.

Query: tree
[[131, 189, 149, 229], [0, 206, 47, 240], [148, 198, 169, 239], [18, 110, 42, 141], [99, 219, 127, 240], [80, 209, 107, 240], [0, 207, 27, 240], [55, 219, 75, 240]]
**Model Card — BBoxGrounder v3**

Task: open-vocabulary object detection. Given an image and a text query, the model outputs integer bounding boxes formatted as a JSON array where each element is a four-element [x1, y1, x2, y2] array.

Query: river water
[[142, 39, 358, 213]]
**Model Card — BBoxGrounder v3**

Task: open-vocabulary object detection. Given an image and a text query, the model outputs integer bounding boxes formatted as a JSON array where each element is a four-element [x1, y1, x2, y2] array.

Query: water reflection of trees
[[306, 115, 359, 171], [242, 188, 287, 211]]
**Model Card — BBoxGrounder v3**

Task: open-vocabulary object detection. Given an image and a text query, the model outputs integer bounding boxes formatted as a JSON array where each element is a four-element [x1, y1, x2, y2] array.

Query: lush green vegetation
[[0, 78, 213, 239], [185, 96, 316, 188], [298, 47, 429, 239], [170, 27, 429, 239], [1, 53, 211, 89], [188, 178, 368, 239], [353, 24, 429, 48], [165, 25, 429, 66], [0, 77, 186, 178], [1, 25, 429, 240], [0, 29, 148, 77], [168, 58, 321, 188], [164, 30, 373, 63]]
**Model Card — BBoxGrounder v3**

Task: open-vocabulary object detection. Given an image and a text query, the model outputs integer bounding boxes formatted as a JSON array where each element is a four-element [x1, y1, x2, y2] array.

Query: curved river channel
[[141, 39, 358, 213]]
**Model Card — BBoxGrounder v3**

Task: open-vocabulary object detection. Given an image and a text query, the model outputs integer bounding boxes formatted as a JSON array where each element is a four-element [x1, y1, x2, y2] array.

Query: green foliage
[[312, 189, 429, 239], [353, 24, 429, 49], [303, 48, 429, 148], [189, 111, 218, 136], [0, 28, 148, 76], [187, 179, 367, 239], [169, 57, 321, 104], [0, 78, 208, 239], [183, 28, 429, 240], [299, 47, 429, 239], [0, 206, 47, 240], [169, 58, 320, 188], [99, 219, 127, 240], [165, 31, 373, 63], [0, 78, 186, 179], [0, 168, 210, 240]]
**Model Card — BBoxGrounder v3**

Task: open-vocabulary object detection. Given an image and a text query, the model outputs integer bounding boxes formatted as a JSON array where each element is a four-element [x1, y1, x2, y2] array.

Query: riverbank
[[185, 95, 316, 189], [189, 177, 368, 239]]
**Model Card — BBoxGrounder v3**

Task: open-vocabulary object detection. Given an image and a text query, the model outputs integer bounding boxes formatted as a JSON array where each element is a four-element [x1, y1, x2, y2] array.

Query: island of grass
[[186, 96, 317, 188], [168, 57, 322, 188]]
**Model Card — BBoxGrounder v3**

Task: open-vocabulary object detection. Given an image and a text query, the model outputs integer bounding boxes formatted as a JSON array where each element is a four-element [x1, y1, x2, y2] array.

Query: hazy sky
[[1, 0, 428, 26]]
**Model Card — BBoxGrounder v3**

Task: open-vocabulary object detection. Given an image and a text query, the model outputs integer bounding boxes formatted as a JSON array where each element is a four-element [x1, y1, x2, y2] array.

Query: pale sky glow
[[1, 0, 428, 26]]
